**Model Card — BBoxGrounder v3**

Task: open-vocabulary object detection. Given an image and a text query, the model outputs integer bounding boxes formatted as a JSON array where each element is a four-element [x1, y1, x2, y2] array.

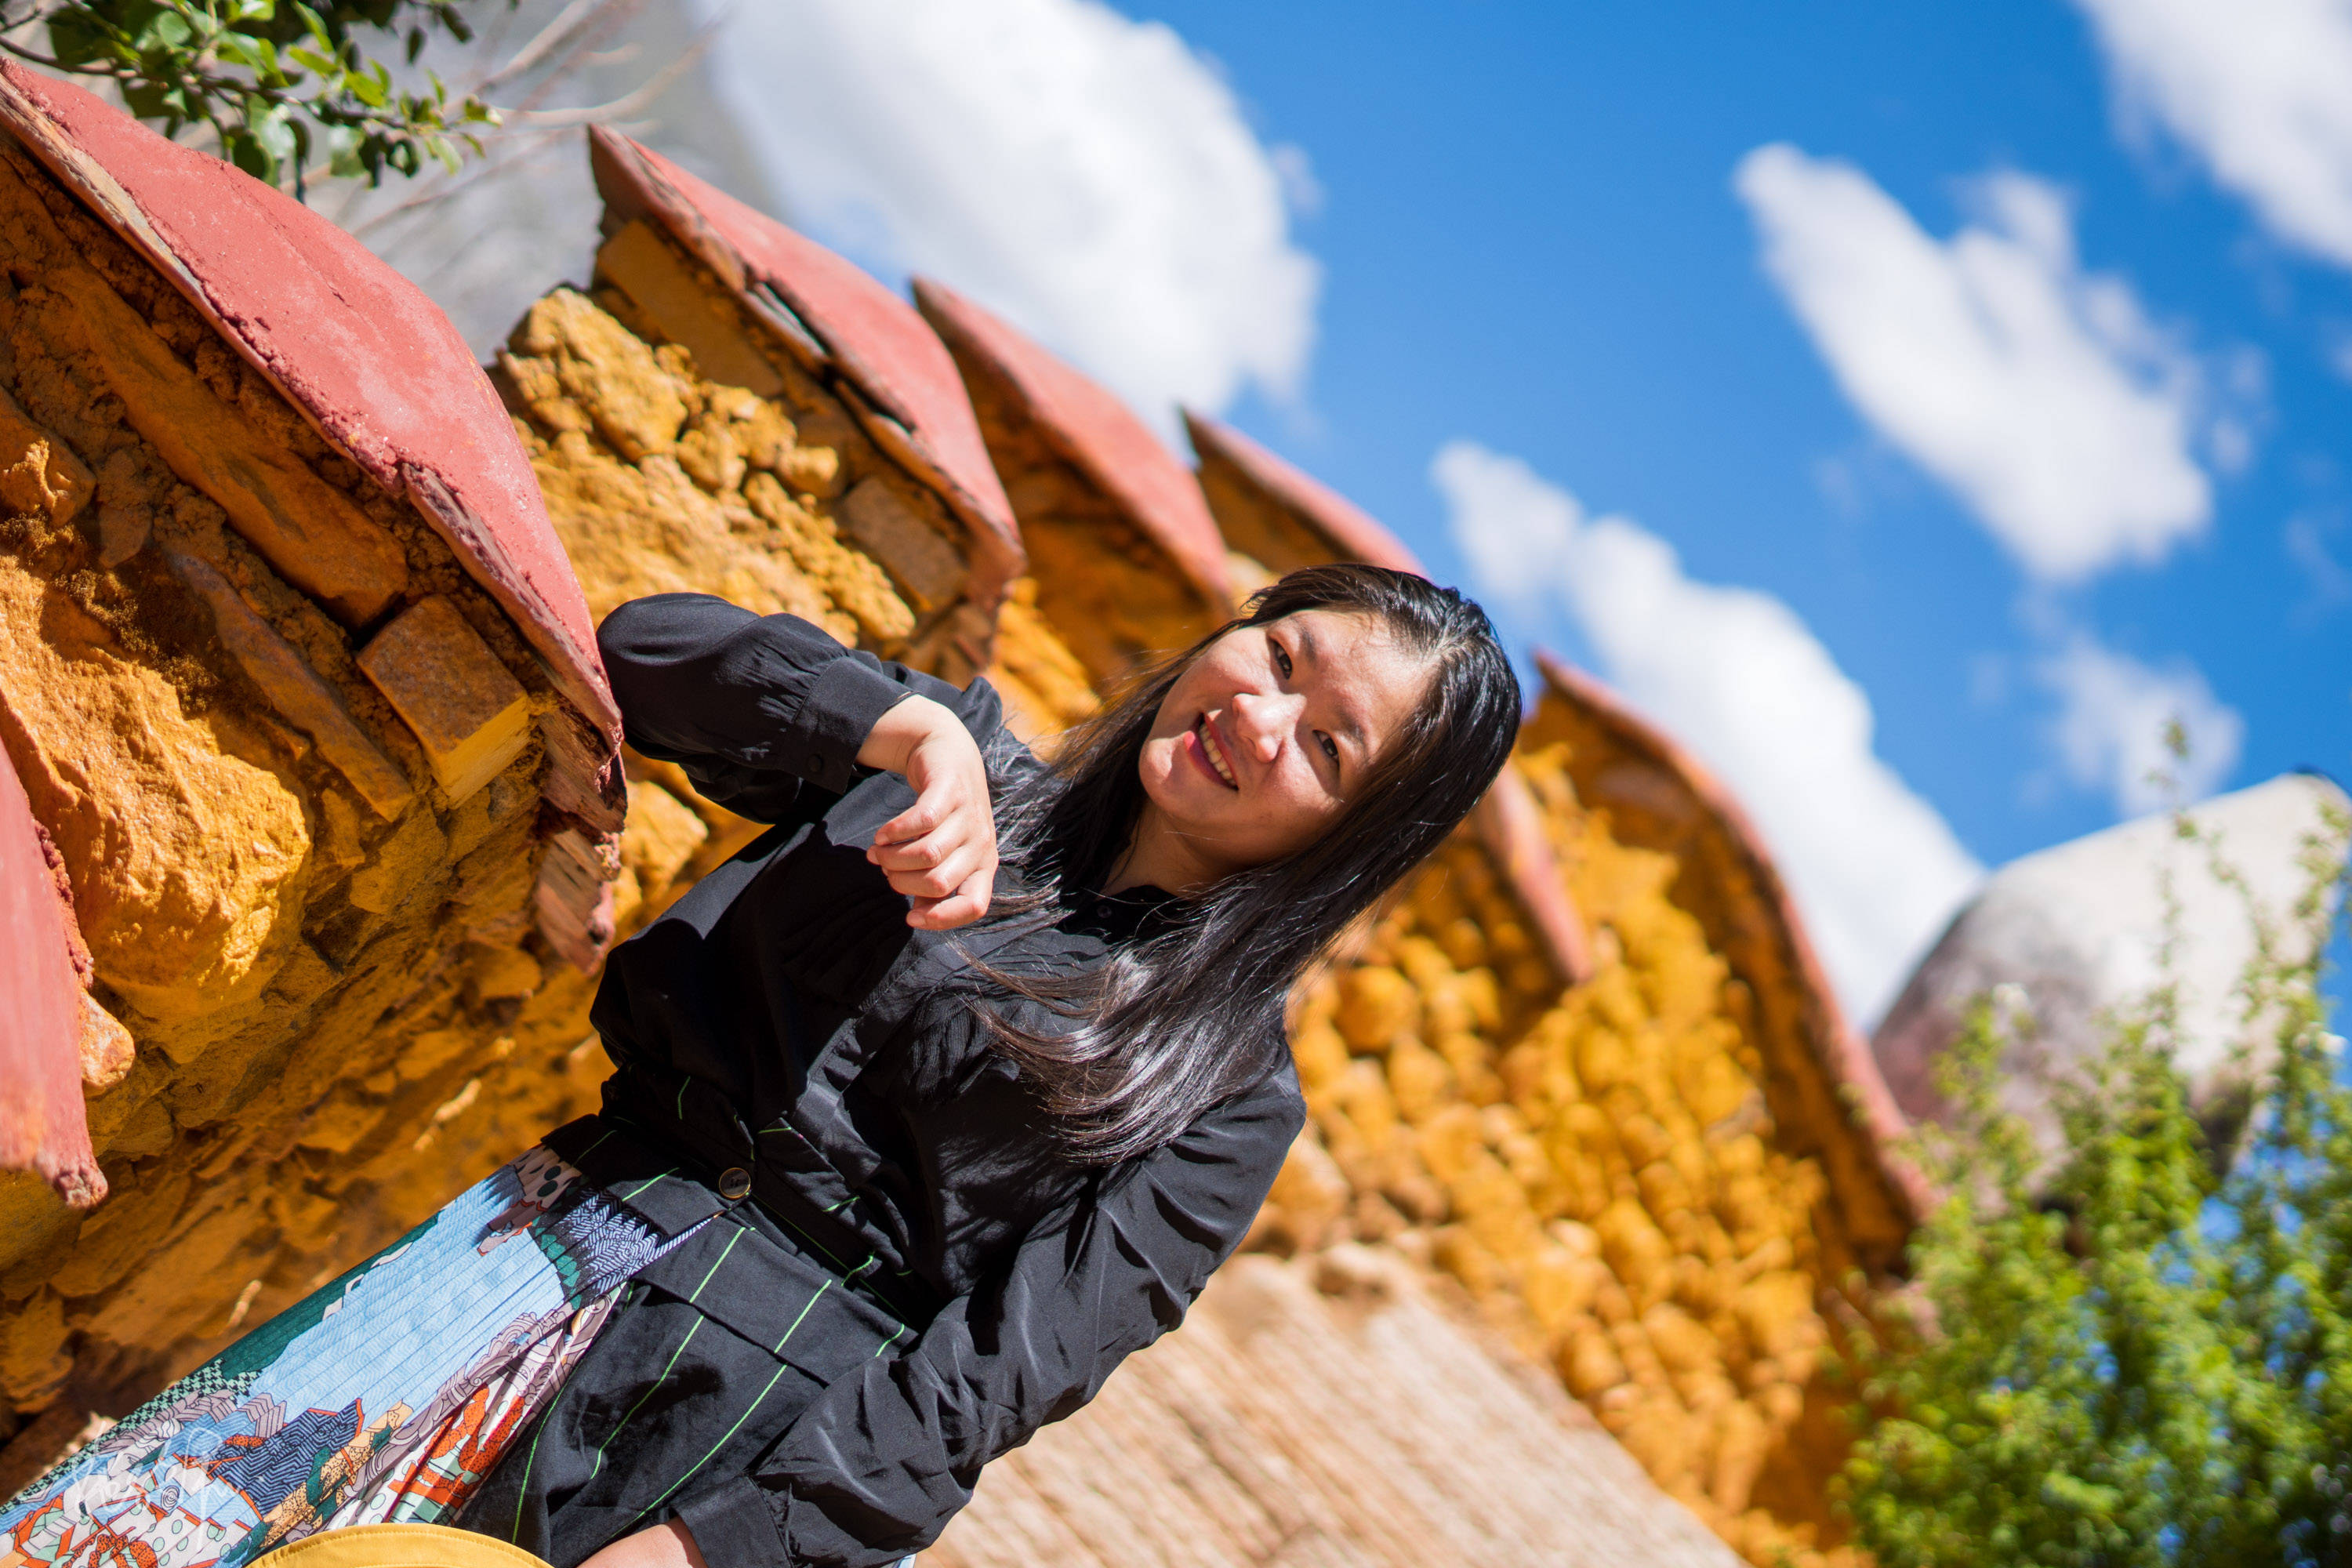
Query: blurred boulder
[[1872, 771, 2350, 1162]]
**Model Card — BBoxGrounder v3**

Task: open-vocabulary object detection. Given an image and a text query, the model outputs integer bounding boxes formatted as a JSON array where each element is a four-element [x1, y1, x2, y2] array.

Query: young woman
[[0, 565, 1520, 1568]]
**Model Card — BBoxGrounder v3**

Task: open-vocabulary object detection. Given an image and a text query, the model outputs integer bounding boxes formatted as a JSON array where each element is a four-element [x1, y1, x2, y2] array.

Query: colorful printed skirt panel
[[1, 1146, 684, 1568]]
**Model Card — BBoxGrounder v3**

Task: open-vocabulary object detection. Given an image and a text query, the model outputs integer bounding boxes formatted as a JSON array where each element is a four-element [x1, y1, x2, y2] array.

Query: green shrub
[[1844, 793, 2352, 1567], [0, 1, 508, 188]]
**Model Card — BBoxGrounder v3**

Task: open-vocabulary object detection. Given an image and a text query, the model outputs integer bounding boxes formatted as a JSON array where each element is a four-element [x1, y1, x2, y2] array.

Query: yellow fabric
[[249, 1525, 553, 1568]]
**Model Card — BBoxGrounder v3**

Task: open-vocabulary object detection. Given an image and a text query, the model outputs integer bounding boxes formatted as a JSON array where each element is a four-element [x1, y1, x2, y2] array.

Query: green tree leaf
[[1843, 800, 2352, 1566], [8, 0, 521, 195]]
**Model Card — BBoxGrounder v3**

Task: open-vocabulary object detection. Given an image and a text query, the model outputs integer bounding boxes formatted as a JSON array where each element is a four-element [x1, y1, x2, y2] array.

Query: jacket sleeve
[[671, 1059, 1305, 1567], [597, 593, 1013, 821]]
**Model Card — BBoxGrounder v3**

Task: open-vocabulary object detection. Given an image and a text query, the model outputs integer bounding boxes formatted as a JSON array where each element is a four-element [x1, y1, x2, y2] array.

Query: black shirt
[[561, 594, 1303, 1566]]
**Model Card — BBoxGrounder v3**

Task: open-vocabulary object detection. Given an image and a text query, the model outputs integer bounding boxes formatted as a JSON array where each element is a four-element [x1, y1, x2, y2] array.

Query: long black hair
[[974, 564, 1523, 1163]]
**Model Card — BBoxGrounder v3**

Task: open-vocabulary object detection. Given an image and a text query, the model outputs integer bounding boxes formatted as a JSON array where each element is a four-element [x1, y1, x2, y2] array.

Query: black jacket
[[480, 594, 1301, 1567]]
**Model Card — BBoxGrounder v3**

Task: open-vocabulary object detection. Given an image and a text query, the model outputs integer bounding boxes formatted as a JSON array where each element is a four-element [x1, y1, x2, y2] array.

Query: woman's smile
[[1189, 713, 1241, 790], [1124, 607, 1436, 893]]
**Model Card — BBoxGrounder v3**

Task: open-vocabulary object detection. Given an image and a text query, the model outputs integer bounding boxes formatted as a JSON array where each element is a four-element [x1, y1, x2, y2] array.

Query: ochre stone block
[[358, 596, 532, 804], [78, 993, 132, 1094], [742, 474, 913, 641], [1243, 1127, 1349, 1256], [985, 579, 1098, 739], [595, 220, 786, 398], [166, 550, 414, 818], [840, 477, 967, 611], [507, 288, 688, 462], [0, 157, 407, 625], [0, 1288, 68, 1409], [0, 383, 90, 526], [615, 779, 709, 931], [0, 559, 310, 1014], [1335, 966, 1415, 1052]]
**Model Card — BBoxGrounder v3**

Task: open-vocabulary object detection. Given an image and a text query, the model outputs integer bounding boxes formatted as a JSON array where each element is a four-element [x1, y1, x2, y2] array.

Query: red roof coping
[[1472, 771, 1597, 989], [913, 277, 1232, 614], [0, 64, 618, 771], [1183, 410, 1423, 574], [1534, 652, 1929, 1229], [0, 750, 103, 1209], [589, 132, 1023, 615]]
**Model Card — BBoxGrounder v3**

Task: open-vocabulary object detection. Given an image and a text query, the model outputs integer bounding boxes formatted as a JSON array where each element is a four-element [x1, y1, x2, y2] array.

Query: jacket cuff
[[774, 1489, 924, 1568], [793, 655, 913, 794], [675, 1476, 790, 1567]]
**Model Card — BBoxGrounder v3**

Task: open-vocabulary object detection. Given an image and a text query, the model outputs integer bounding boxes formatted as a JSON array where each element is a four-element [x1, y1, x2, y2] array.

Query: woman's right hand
[[857, 695, 999, 930]]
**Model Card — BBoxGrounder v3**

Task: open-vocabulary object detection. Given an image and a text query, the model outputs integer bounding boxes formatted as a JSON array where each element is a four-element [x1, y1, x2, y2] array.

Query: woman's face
[[1132, 609, 1434, 888]]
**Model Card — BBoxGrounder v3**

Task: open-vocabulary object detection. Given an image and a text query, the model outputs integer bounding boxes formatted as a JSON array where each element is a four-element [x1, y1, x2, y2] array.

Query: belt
[[553, 1075, 941, 1328]]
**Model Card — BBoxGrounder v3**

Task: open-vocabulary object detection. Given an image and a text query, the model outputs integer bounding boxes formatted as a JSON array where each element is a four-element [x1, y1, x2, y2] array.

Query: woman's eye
[[1270, 638, 1293, 679], [1317, 732, 1340, 766]]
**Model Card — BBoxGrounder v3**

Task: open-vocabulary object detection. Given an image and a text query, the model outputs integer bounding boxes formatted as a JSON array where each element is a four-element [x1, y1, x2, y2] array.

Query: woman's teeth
[[1197, 717, 1238, 788]]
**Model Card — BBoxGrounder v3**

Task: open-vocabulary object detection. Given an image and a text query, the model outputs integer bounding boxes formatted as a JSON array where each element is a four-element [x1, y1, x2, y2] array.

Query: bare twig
[[342, 123, 575, 241], [477, 0, 622, 92], [0, 20, 110, 76], [488, 4, 729, 128], [504, 0, 649, 114]]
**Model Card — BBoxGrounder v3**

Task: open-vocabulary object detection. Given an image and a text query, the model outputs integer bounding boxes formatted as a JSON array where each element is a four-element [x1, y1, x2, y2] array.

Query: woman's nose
[[1231, 690, 1301, 761]]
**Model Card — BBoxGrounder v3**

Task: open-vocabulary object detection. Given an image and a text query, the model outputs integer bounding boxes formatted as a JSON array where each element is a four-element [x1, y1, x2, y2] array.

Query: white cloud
[[1435, 441, 1984, 1026], [2074, 0, 2352, 270], [2039, 633, 2244, 816], [1734, 144, 2219, 584], [2285, 510, 2352, 618], [693, 0, 1321, 432]]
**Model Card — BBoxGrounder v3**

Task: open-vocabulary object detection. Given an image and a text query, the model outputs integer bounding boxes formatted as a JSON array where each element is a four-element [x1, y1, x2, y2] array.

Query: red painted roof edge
[[588, 131, 1025, 619], [1535, 651, 1930, 1228], [915, 278, 1233, 613], [1182, 409, 1423, 575], [0, 68, 620, 976], [1473, 768, 1597, 989], [0, 750, 104, 1210], [0, 64, 622, 850]]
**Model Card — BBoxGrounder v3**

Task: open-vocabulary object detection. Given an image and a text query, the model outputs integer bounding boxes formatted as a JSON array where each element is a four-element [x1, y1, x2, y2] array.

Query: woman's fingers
[[859, 701, 996, 926], [870, 822, 956, 869], [871, 770, 982, 858], [872, 813, 991, 874], [884, 839, 983, 901], [908, 866, 995, 930], [871, 795, 945, 847]]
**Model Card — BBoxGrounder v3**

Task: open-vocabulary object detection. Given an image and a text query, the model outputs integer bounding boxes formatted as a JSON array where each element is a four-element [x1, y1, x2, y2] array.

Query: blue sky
[[665, 0, 2352, 1021], [1152, 0, 2347, 844]]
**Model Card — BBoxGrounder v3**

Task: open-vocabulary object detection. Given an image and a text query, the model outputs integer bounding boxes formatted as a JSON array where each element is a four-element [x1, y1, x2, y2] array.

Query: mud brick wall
[[1257, 723, 1876, 1568], [499, 219, 1092, 750], [0, 104, 1906, 1566], [908, 295, 1896, 1567], [494, 212, 1079, 917], [915, 281, 1232, 697], [964, 408, 1221, 688], [0, 133, 620, 1475]]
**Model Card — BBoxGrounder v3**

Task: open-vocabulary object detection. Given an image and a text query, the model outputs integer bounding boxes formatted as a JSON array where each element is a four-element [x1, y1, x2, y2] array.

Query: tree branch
[[476, 0, 626, 92], [487, 0, 729, 127]]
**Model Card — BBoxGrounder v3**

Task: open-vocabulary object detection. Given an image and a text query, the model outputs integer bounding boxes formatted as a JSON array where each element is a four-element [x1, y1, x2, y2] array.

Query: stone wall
[[0, 96, 621, 1481], [0, 101, 1910, 1568], [910, 297, 1904, 1568], [1256, 724, 1872, 1566]]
